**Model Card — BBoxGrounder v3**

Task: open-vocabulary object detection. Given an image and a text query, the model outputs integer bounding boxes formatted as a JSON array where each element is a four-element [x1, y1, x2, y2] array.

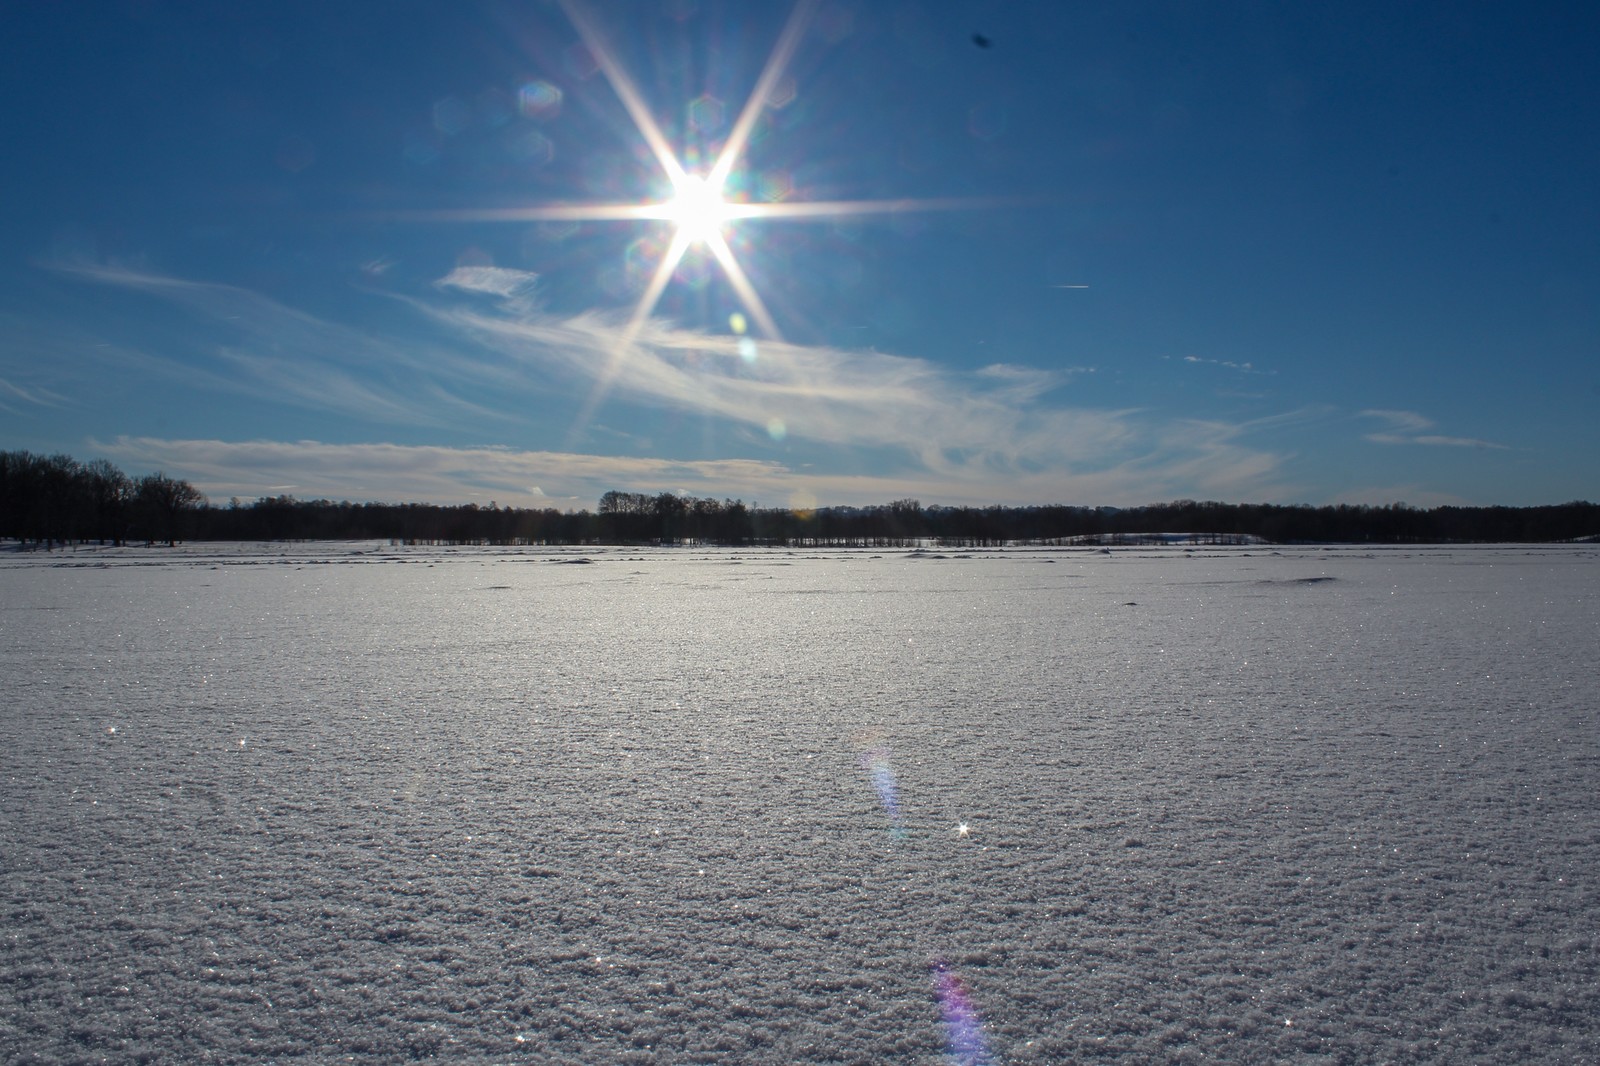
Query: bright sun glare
[[425, 0, 976, 346], [665, 175, 730, 246], [417, 0, 984, 444]]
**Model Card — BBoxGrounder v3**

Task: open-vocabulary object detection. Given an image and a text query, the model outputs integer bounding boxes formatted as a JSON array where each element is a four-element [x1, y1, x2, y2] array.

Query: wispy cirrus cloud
[[0, 376, 67, 413], [412, 284, 1277, 493], [88, 433, 1285, 509], [973, 362, 1089, 403], [1181, 355, 1271, 374], [47, 259, 1300, 506], [425, 300, 1107, 467], [47, 258, 530, 429], [435, 265, 542, 303], [89, 436, 790, 505], [1360, 409, 1508, 449]]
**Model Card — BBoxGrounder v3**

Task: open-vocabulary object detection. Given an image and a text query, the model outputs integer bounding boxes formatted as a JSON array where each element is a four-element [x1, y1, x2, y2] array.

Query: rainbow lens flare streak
[[933, 958, 997, 1066], [852, 742, 1009, 1056], [860, 746, 904, 837]]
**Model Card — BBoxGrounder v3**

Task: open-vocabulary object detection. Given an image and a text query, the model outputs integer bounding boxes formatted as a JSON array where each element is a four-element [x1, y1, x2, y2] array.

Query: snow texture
[[2, 542, 1598, 1063]]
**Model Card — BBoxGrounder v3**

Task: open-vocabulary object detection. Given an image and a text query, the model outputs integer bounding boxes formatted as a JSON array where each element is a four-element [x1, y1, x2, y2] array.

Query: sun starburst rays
[[450, 1, 981, 339], [556, 0, 811, 351], [706, 0, 816, 193], [420, 0, 990, 447], [556, 0, 688, 189]]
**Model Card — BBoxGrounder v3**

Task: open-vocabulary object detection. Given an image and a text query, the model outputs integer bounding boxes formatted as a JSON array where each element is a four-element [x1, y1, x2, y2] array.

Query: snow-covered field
[[3, 542, 1597, 1064]]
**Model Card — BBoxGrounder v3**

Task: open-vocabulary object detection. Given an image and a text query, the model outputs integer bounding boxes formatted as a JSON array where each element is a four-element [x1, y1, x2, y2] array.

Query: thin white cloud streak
[[0, 376, 67, 412], [51, 259, 1298, 505], [973, 362, 1088, 403], [90, 436, 780, 504], [1363, 409, 1433, 434], [50, 260, 532, 429], [1360, 409, 1508, 449], [436, 266, 541, 302], [416, 294, 1191, 485], [422, 295, 1301, 499], [89, 435, 1289, 509], [1406, 435, 1506, 448], [1182, 354, 1270, 375]]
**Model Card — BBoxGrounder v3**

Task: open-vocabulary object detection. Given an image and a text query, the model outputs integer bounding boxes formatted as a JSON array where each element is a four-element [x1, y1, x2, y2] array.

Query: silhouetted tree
[[134, 472, 205, 546], [655, 492, 687, 543], [84, 459, 133, 545]]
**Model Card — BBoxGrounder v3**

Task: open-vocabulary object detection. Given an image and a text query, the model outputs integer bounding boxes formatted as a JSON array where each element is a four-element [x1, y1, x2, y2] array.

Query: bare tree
[[135, 472, 205, 546], [85, 459, 133, 545]]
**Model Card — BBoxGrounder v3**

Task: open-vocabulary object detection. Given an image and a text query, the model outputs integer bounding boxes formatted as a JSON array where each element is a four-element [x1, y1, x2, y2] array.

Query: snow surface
[[2, 542, 1597, 1064]]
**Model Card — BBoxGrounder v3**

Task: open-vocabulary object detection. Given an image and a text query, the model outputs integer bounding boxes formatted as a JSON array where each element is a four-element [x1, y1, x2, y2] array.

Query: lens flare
[[932, 958, 997, 1066], [860, 745, 904, 838]]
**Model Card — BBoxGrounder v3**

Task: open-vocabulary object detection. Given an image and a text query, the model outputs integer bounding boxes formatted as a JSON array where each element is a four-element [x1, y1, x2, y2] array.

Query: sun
[[412, 1, 987, 441], [664, 175, 731, 246], [423, 0, 975, 345]]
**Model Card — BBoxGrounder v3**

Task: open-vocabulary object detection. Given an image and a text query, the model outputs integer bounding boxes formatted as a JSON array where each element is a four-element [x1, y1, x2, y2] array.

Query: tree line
[[3, 449, 1597, 548], [1, 450, 204, 547]]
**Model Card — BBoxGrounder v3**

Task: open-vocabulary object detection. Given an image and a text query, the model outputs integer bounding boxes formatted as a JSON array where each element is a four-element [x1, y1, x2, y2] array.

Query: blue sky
[[3, 0, 1596, 509]]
